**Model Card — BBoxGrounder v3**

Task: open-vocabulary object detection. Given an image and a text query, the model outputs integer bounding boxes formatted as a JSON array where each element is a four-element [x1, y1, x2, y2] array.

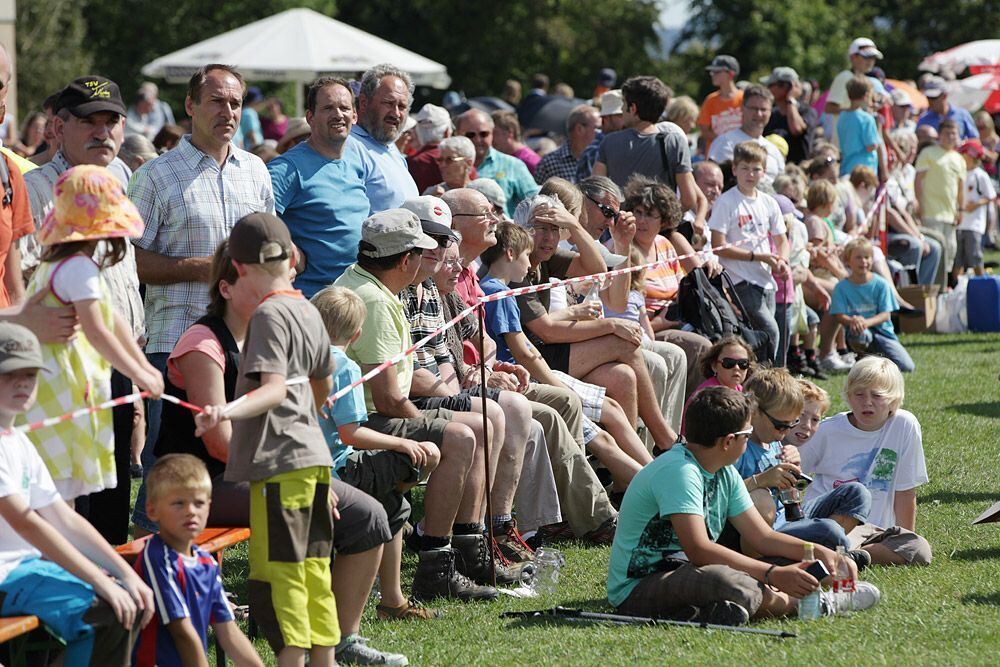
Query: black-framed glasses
[[761, 407, 800, 432], [719, 357, 751, 370], [464, 131, 490, 139], [429, 234, 456, 249], [585, 194, 619, 222]]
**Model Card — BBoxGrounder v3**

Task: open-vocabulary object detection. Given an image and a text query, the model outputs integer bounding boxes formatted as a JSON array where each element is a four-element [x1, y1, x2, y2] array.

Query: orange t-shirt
[[697, 90, 744, 154], [0, 153, 35, 308]]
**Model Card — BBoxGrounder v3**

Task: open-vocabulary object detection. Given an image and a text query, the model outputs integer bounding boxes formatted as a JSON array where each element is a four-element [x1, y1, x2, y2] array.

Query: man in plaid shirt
[[534, 105, 601, 185]]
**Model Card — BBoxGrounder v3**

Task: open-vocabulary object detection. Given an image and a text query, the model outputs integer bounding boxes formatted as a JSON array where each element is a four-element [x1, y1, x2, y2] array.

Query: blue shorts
[[0, 558, 97, 664]]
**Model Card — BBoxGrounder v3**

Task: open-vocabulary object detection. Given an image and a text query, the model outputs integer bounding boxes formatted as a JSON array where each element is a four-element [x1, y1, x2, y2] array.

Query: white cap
[[600, 89, 624, 116], [848, 38, 883, 60], [401, 116, 417, 133], [415, 103, 451, 129], [890, 88, 912, 107], [400, 196, 456, 239]]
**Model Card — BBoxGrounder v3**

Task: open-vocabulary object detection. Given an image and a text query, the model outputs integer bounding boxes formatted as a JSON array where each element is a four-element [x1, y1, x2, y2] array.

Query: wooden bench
[[0, 615, 61, 667]]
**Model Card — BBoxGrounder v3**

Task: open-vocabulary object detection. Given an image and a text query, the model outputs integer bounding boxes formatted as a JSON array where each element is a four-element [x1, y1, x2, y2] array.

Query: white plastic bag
[[934, 275, 968, 333]]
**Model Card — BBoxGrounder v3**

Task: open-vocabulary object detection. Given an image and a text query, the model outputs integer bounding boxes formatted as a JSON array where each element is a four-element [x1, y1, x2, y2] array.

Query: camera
[[778, 472, 813, 522]]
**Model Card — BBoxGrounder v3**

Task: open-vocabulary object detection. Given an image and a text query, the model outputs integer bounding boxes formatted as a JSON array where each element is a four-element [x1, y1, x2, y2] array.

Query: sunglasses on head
[[585, 194, 620, 222], [464, 131, 490, 139], [761, 407, 800, 432], [719, 357, 750, 370]]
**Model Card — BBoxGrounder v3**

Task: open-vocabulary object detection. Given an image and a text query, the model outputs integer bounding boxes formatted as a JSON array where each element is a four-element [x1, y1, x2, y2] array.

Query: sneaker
[[851, 581, 881, 611], [376, 598, 441, 621], [667, 601, 750, 626], [411, 548, 498, 602], [494, 520, 534, 564], [452, 533, 533, 586], [335, 634, 408, 666], [819, 353, 852, 374], [848, 548, 872, 572], [839, 350, 857, 365], [582, 515, 617, 546]]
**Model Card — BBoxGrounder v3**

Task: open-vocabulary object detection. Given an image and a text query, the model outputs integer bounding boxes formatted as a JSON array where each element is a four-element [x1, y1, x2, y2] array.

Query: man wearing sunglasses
[[454, 109, 539, 219]]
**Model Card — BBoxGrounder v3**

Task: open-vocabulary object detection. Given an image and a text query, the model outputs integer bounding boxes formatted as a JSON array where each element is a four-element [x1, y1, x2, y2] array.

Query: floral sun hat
[[38, 164, 144, 246]]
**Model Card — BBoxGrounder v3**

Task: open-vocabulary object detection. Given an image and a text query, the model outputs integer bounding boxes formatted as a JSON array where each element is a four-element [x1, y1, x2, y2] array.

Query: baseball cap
[[228, 212, 293, 264], [598, 68, 617, 87], [705, 55, 740, 76], [360, 209, 437, 258], [0, 322, 44, 374], [957, 139, 985, 160], [848, 38, 883, 60], [401, 116, 417, 133], [401, 196, 458, 240], [760, 67, 799, 86], [468, 178, 508, 213], [55, 76, 126, 118], [600, 89, 624, 116], [922, 78, 946, 99], [890, 88, 913, 107], [415, 103, 451, 128]]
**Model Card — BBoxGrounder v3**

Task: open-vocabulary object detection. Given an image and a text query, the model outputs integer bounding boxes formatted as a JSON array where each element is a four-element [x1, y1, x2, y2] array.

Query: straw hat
[[38, 165, 143, 246]]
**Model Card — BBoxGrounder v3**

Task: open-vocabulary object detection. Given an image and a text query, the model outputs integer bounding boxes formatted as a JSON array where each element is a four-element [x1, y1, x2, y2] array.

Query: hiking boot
[[848, 548, 872, 572], [494, 520, 534, 564], [666, 601, 750, 626], [819, 353, 852, 374], [582, 515, 617, 546], [452, 533, 532, 586], [376, 597, 441, 621], [526, 521, 575, 549], [411, 548, 497, 602], [335, 634, 408, 666], [805, 355, 828, 380]]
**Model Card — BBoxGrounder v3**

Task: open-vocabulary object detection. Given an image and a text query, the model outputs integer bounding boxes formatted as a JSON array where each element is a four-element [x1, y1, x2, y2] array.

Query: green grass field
[[204, 321, 1000, 666]]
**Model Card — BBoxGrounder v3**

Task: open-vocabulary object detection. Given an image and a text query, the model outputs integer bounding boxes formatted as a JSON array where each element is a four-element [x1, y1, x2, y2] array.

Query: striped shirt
[[129, 136, 274, 353], [400, 279, 452, 376], [22, 151, 146, 340]]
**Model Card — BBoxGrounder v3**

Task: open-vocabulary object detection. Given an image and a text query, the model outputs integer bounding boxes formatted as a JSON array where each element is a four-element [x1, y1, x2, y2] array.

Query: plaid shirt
[[22, 151, 146, 341], [129, 136, 274, 353], [399, 279, 453, 376], [534, 143, 582, 185]]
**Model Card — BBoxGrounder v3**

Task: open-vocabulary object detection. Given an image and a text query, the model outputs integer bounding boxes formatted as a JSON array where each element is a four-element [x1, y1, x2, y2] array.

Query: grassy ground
[[203, 320, 1000, 666]]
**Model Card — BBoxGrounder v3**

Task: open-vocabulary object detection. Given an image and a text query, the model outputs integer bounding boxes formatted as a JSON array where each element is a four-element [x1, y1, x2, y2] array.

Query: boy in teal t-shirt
[[608, 387, 859, 625]]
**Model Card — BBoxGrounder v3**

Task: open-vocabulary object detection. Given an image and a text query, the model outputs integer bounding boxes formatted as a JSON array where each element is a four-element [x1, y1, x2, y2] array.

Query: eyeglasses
[[761, 407, 800, 432], [435, 155, 467, 164], [719, 357, 751, 370], [464, 131, 491, 139], [430, 234, 456, 249], [453, 208, 499, 220], [441, 259, 463, 270], [731, 428, 754, 438], [585, 194, 619, 222]]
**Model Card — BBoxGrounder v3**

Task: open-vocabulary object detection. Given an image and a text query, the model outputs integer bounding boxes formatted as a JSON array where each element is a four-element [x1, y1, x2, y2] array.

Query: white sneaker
[[820, 353, 852, 373], [820, 581, 882, 616], [840, 351, 858, 365]]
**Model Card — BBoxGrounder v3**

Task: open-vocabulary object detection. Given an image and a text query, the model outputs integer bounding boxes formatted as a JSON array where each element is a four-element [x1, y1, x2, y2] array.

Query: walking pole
[[501, 607, 797, 638], [476, 302, 496, 587]]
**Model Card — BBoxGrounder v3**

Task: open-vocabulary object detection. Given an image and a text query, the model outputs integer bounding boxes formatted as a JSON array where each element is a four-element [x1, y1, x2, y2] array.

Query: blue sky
[[659, 0, 691, 28]]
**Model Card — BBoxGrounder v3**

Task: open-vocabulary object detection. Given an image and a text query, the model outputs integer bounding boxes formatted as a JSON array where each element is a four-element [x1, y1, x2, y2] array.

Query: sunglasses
[[464, 131, 491, 139], [430, 234, 456, 249], [585, 194, 620, 222], [761, 407, 800, 432], [731, 428, 754, 438], [719, 357, 750, 370]]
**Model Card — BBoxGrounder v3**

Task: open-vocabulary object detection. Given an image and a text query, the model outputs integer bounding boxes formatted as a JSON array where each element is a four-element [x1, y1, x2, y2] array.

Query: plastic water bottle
[[582, 281, 604, 319], [798, 542, 822, 620], [833, 545, 855, 614], [531, 547, 565, 596]]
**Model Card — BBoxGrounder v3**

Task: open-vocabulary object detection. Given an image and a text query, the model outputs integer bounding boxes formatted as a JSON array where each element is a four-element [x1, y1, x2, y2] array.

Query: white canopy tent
[[141, 7, 451, 114]]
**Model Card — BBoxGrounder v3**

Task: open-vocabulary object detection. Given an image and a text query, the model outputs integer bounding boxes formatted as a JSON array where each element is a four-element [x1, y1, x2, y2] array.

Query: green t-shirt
[[606, 444, 753, 607], [333, 264, 413, 413], [915, 144, 966, 222]]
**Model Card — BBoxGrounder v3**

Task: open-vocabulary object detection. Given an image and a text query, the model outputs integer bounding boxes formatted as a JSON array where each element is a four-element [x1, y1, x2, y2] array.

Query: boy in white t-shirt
[[797, 358, 932, 565], [954, 139, 997, 281], [709, 141, 790, 364], [0, 323, 154, 664]]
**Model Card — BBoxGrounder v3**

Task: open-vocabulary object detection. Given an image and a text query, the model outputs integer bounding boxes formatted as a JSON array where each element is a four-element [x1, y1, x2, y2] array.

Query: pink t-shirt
[[681, 376, 744, 436], [166, 324, 226, 390], [513, 146, 541, 175]]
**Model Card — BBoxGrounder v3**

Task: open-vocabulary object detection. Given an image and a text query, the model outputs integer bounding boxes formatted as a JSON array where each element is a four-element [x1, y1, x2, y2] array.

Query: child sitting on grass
[[681, 335, 754, 436], [133, 454, 260, 666], [608, 386, 877, 625], [0, 322, 153, 665], [797, 359, 932, 566], [831, 237, 915, 372]]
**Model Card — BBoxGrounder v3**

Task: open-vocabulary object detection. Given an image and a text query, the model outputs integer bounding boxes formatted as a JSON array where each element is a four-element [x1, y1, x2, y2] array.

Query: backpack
[[678, 267, 773, 362]]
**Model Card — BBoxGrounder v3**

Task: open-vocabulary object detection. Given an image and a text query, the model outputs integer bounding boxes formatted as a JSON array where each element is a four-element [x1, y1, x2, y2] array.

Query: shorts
[[412, 386, 502, 412], [954, 229, 984, 269], [617, 561, 763, 618], [848, 524, 933, 566], [340, 449, 421, 535], [550, 371, 605, 421], [248, 466, 338, 653], [331, 478, 393, 554], [536, 341, 571, 373], [365, 408, 455, 447]]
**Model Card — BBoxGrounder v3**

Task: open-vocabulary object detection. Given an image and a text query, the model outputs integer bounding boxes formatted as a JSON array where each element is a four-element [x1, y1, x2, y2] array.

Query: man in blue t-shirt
[[917, 81, 979, 140], [607, 387, 860, 624], [268, 78, 372, 297]]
